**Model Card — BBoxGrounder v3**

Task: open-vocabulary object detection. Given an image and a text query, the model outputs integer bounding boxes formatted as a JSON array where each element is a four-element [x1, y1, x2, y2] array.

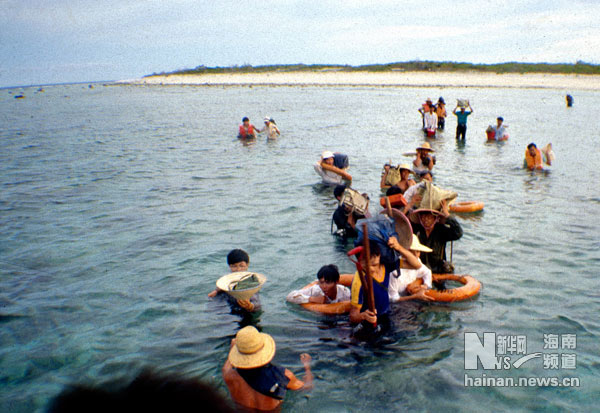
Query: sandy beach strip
[[126, 71, 600, 91]]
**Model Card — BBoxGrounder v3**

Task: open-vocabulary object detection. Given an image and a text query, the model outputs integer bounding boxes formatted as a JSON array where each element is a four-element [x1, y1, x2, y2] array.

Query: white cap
[[321, 151, 334, 159], [263, 116, 270, 122]]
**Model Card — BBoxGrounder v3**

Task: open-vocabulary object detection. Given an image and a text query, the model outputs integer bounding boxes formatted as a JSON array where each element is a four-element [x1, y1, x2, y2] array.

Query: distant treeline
[[150, 61, 600, 77]]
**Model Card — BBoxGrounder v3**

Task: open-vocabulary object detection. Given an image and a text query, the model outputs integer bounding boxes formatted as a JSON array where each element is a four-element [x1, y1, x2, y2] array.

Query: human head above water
[[317, 264, 340, 283], [417, 170, 433, 181], [334, 184, 346, 201], [242, 117, 249, 123], [227, 249, 249, 272]]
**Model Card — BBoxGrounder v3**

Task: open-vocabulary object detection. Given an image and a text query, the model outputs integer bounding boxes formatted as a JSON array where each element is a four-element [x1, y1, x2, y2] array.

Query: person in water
[[524, 142, 546, 170], [412, 142, 436, 173], [453, 103, 473, 140], [436, 97, 447, 130], [409, 200, 463, 274], [402, 169, 433, 212], [388, 235, 434, 302], [260, 116, 280, 140], [238, 117, 259, 139], [314, 151, 352, 185], [222, 326, 313, 412], [383, 164, 416, 196], [489, 117, 508, 141], [286, 264, 351, 304], [349, 238, 423, 330], [332, 193, 369, 239], [208, 249, 259, 312], [423, 104, 438, 137]]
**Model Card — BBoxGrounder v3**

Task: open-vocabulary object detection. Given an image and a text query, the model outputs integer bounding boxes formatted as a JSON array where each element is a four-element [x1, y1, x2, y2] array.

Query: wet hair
[[527, 143, 537, 150], [386, 186, 403, 196], [242, 117, 249, 122], [497, 117, 504, 122], [333, 184, 346, 199], [47, 369, 236, 413], [317, 264, 340, 283], [355, 240, 381, 260], [227, 249, 250, 266]]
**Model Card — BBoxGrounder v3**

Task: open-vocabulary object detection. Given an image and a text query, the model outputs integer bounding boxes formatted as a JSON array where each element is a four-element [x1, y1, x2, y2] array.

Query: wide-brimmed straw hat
[[216, 271, 266, 301], [390, 208, 413, 249], [416, 142, 434, 152], [398, 163, 413, 172], [410, 234, 433, 253], [228, 326, 276, 369]]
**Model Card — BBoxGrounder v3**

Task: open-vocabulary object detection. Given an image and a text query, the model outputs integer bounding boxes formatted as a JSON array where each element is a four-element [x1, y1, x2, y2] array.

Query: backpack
[[384, 166, 402, 186]]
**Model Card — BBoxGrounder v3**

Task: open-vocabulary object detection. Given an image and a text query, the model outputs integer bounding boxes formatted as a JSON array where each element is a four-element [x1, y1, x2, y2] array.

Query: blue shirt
[[455, 111, 472, 125]]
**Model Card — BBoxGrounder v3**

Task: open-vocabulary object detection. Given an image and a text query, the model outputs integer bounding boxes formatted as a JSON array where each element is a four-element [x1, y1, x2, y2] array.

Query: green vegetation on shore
[[150, 60, 600, 77]]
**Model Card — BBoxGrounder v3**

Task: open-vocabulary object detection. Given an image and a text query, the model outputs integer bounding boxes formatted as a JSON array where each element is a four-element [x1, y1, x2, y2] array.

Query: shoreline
[[124, 71, 600, 90]]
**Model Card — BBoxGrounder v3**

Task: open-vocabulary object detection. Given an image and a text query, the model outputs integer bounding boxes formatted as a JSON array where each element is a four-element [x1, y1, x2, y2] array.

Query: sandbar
[[126, 71, 599, 91]]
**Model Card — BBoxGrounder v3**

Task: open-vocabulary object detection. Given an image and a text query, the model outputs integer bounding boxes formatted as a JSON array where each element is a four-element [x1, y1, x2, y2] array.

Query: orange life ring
[[449, 201, 484, 213], [298, 274, 353, 315], [406, 273, 481, 302], [379, 193, 407, 208]]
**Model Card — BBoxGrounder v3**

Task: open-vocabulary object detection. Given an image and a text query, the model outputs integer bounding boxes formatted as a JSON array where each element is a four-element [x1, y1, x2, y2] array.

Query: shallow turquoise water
[[1, 83, 599, 412]]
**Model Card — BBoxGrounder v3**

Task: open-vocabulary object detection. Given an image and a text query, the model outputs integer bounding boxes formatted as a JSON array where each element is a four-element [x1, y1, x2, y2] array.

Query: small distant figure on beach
[[566, 94, 573, 107], [208, 249, 261, 313], [436, 97, 447, 130], [486, 117, 509, 141], [260, 116, 280, 140], [453, 100, 473, 140], [524, 142, 554, 170], [314, 151, 352, 185], [222, 326, 313, 412], [238, 117, 259, 139], [423, 104, 438, 138]]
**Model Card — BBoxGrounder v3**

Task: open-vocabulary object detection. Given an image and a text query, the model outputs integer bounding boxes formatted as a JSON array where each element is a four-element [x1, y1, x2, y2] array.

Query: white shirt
[[286, 284, 351, 304], [424, 112, 438, 130], [388, 262, 432, 302], [314, 162, 343, 184], [403, 181, 425, 204]]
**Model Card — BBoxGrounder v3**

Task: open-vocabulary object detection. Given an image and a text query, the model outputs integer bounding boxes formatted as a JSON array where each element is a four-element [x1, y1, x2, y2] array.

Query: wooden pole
[[362, 223, 376, 326]]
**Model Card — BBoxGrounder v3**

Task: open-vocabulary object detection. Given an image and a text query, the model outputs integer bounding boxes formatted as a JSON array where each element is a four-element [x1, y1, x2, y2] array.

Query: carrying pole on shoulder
[[362, 223, 377, 327]]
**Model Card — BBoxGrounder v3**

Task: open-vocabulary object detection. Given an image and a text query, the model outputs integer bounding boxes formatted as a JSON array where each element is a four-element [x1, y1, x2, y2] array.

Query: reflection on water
[[1, 83, 599, 412]]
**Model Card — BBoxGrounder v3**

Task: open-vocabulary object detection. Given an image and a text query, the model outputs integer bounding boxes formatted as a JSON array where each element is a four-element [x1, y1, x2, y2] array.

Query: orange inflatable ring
[[298, 274, 353, 315], [406, 273, 481, 302], [449, 201, 484, 213]]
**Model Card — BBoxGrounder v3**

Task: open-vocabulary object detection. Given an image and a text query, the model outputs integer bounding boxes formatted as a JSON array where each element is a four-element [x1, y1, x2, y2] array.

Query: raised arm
[[387, 236, 421, 269], [285, 354, 313, 391]]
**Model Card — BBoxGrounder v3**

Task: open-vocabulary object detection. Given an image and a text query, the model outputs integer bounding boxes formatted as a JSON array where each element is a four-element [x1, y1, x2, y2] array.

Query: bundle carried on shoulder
[[340, 188, 369, 216], [384, 165, 403, 187], [355, 210, 413, 265], [417, 181, 458, 211]]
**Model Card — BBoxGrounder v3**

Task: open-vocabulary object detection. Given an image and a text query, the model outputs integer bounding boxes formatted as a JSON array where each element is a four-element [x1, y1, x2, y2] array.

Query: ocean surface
[[1, 82, 599, 412]]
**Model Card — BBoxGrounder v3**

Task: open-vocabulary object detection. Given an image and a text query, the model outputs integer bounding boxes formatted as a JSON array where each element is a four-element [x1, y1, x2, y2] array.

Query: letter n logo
[[464, 332, 499, 370]]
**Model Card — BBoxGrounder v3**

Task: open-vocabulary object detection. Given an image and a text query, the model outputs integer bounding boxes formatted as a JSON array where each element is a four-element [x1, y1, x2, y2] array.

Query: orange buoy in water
[[449, 201, 484, 213], [407, 273, 481, 302]]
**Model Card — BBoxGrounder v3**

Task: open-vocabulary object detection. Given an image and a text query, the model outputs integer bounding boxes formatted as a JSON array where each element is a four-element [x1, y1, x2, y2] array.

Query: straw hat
[[390, 208, 413, 249], [228, 326, 276, 369], [398, 163, 413, 173], [410, 234, 432, 253], [216, 271, 266, 301], [416, 142, 434, 152]]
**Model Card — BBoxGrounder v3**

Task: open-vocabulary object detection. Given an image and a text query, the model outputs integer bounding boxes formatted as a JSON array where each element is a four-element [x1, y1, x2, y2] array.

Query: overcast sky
[[1, 0, 599, 88]]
